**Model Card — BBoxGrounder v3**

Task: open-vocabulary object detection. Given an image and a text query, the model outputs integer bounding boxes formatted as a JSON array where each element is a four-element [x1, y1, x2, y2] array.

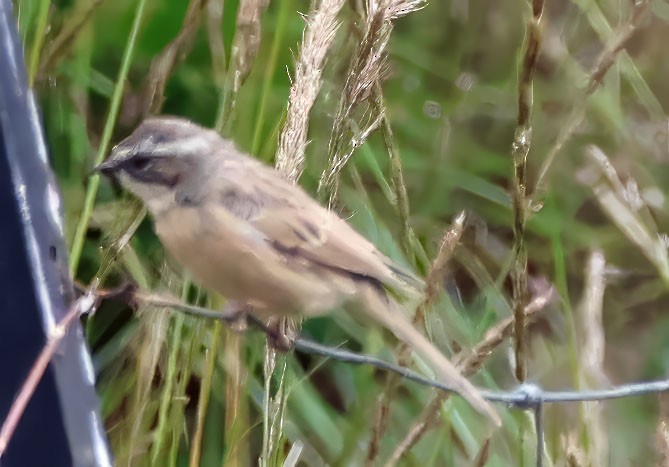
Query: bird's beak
[[93, 158, 121, 177]]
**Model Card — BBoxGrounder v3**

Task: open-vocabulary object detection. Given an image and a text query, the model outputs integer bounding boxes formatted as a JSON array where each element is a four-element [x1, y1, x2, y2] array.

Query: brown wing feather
[[215, 158, 422, 294]]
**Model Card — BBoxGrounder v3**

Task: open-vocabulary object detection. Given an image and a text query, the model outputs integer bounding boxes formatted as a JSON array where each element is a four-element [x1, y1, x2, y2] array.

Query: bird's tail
[[358, 283, 501, 426]]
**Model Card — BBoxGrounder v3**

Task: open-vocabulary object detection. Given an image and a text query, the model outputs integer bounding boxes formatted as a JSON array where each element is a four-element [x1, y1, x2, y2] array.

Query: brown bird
[[96, 116, 499, 424]]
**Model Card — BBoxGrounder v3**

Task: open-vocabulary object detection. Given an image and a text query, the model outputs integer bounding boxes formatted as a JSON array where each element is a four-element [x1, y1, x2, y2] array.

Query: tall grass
[[19, 0, 669, 464]]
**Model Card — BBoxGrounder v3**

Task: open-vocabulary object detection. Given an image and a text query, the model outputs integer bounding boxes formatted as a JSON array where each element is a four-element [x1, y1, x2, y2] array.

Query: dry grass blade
[[231, 0, 269, 93], [126, 303, 171, 463], [472, 438, 491, 467], [511, 0, 543, 384], [217, 0, 270, 130], [577, 250, 608, 465], [534, 0, 651, 194], [38, 0, 105, 77], [275, 0, 346, 182], [223, 332, 251, 467], [580, 145, 669, 283], [386, 289, 554, 466], [455, 287, 553, 374], [142, 0, 207, 115], [561, 432, 587, 467], [656, 394, 669, 466], [373, 84, 415, 258], [283, 440, 304, 467], [367, 212, 465, 464], [189, 321, 220, 467], [206, 0, 226, 90], [419, 211, 467, 321]]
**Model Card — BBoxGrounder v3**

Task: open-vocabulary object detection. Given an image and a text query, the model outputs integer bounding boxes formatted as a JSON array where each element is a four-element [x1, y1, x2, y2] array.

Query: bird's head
[[96, 116, 220, 214]]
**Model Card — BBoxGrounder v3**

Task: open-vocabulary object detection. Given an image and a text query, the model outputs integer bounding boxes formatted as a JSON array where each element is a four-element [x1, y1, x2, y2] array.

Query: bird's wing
[[213, 158, 422, 294]]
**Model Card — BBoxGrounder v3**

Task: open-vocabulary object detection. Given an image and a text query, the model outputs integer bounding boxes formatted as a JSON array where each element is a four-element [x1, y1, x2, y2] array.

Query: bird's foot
[[265, 317, 298, 352], [222, 301, 252, 332]]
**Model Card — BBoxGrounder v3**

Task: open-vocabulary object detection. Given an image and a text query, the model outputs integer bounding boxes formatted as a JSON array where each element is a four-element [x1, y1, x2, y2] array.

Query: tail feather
[[359, 283, 501, 426]]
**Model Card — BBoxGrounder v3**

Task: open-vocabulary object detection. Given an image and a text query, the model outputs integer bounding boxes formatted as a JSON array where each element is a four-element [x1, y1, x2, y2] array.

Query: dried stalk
[[143, 0, 207, 115], [205, 0, 226, 90], [578, 251, 608, 466], [511, 0, 543, 383], [38, 0, 106, 77], [582, 145, 669, 283], [372, 84, 418, 261], [216, 0, 270, 131], [534, 1, 651, 194]]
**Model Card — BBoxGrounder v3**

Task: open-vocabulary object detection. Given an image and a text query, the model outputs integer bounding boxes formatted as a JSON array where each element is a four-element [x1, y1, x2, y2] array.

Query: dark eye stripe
[[122, 156, 180, 187]]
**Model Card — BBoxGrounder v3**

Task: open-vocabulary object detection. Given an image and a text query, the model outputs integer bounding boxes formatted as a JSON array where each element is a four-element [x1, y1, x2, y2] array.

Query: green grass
[[18, 0, 669, 465]]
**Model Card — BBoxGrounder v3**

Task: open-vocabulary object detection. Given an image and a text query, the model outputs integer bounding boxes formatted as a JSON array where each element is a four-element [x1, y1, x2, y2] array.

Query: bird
[[95, 115, 500, 424]]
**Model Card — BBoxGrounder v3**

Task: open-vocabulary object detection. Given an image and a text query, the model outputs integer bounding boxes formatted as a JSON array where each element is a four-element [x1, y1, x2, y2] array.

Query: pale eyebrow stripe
[[150, 136, 210, 157]]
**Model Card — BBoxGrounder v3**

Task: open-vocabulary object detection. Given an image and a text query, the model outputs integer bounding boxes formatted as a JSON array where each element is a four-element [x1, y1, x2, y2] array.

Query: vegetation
[[15, 0, 669, 464]]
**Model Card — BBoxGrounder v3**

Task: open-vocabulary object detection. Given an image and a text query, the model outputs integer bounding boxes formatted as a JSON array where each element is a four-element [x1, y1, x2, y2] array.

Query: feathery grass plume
[[577, 251, 608, 466], [275, 0, 346, 182], [317, 0, 425, 204]]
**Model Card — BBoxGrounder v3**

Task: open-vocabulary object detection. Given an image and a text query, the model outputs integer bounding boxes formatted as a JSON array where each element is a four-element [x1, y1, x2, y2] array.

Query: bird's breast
[[153, 204, 356, 316]]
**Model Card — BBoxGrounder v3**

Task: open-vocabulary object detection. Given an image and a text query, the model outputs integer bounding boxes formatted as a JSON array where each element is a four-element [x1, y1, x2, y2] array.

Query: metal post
[[0, 1, 112, 465]]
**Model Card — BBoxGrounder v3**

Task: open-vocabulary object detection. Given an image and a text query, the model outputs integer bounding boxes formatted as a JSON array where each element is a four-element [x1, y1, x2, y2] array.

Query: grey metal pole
[[0, 2, 112, 465]]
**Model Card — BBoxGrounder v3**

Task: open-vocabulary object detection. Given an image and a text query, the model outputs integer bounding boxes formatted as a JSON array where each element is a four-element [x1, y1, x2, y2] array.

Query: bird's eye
[[130, 156, 152, 171]]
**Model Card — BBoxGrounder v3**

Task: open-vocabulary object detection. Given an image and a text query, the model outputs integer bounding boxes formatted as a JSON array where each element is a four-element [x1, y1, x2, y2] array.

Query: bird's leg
[[264, 316, 298, 352], [222, 300, 252, 332]]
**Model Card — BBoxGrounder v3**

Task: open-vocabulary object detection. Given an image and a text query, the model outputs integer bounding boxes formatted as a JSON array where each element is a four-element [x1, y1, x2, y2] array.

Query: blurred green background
[[14, 0, 669, 464]]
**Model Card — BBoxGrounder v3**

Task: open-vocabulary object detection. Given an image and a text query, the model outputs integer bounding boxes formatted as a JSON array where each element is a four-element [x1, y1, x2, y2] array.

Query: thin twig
[[0, 292, 97, 458]]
